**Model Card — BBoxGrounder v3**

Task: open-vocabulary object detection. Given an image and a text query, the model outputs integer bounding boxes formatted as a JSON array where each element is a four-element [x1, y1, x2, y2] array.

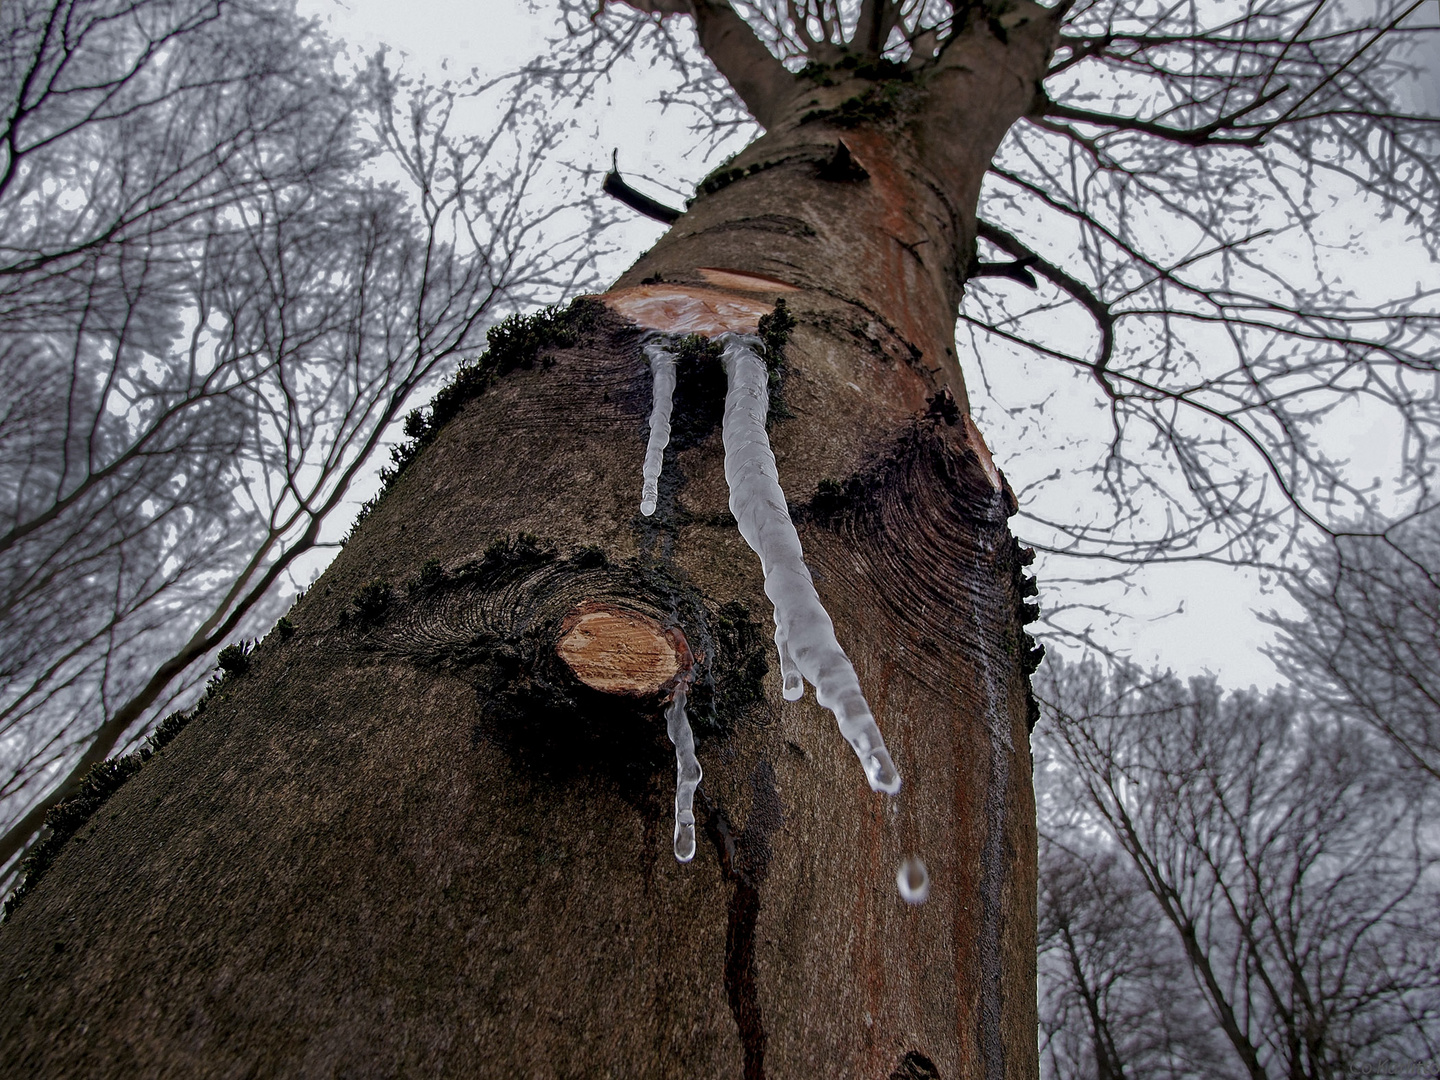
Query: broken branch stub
[[555, 601, 692, 697]]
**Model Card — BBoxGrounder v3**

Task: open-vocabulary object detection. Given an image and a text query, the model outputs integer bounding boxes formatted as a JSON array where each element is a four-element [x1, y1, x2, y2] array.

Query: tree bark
[[0, 15, 1055, 1078]]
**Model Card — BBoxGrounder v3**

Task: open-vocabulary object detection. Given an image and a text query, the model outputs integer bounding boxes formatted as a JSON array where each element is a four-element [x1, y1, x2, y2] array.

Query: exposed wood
[[601, 283, 774, 336], [556, 601, 691, 696], [695, 267, 800, 293], [963, 413, 1007, 493]]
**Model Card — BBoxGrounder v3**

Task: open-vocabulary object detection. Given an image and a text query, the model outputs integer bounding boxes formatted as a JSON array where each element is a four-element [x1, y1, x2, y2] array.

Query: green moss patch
[[346, 298, 604, 543]]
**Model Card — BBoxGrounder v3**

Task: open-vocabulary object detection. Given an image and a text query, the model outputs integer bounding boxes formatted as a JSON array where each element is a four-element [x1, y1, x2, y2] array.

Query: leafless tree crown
[[1269, 512, 1440, 784], [0, 0, 607, 885], [572, 0, 1439, 647], [1036, 660, 1440, 1078]]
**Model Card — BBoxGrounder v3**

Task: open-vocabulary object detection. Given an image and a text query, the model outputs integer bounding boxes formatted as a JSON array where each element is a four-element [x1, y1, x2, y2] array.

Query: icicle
[[896, 857, 930, 904], [639, 340, 677, 516], [774, 619, 803, 701], [666, 685, 702, 862], [717, 333, 901, 795]]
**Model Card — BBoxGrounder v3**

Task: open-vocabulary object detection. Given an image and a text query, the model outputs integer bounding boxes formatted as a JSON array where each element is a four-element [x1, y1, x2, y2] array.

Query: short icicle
[[639, 339, 677, 517], [717, 333, 901, 795], [666, 685, 702, 862]]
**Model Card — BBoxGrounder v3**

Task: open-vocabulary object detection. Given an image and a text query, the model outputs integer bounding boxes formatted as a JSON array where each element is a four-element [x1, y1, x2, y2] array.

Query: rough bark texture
[[0, 13, 1054, 1078]]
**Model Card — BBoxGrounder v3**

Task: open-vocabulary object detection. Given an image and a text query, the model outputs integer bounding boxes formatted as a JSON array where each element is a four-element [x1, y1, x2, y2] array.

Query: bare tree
[[1036, 659, 1440, 1079], [1267, 512, 1440, 784], [567, 0, 1440, 610], [0, 0, 1435, 1073], [1038, 842, 1233, 1080], [0, 0, 603, 882], [964, 0, 1440, 591]]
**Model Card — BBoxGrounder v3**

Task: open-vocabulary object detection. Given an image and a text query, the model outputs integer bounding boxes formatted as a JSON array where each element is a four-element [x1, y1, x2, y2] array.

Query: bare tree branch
[[609, 0, 796, 126], [1037, 658, 1440, 1076], [0, 0, 609, 886]]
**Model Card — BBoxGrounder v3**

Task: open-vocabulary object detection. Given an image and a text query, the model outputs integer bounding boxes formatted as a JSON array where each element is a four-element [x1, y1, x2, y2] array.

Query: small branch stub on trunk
[[555, 601, 692, 697]]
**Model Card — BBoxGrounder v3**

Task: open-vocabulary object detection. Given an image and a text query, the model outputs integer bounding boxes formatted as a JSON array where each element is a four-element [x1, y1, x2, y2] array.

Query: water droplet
[[896, 857, 929, 904]]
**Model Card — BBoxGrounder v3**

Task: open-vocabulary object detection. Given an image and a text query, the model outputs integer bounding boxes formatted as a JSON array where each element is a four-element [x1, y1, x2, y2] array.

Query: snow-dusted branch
[[0, 0, 606, 887], [1036, 659, 1440, 1075]]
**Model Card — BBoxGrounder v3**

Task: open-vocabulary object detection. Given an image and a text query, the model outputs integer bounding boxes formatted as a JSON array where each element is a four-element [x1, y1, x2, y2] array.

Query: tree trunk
[[0, 15, 1053, 1078]]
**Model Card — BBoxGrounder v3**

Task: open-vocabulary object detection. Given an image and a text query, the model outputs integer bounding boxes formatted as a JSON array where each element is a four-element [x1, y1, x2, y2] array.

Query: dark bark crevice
[[700, 759, 782, 1080], [890, 1048, 943, 1079]]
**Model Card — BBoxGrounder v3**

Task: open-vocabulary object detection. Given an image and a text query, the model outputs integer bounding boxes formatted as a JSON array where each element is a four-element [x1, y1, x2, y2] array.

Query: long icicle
[[639, 339, 677, 516], [718, 333, 901, 795], [666, 685, 702, 862]]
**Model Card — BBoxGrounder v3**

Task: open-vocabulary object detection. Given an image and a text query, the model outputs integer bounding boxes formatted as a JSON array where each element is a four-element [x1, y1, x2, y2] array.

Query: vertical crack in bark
[[980, 722, 1011, 1080], [974, 565, 1013, 1080], [726, 866, 765, 1080], [706, 803, 766, 1080], [699, 762, 782, 1080]]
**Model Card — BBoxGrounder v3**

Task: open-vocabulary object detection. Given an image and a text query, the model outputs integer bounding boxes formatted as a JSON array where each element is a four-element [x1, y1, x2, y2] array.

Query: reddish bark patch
[[555, 601, 691, 696], [842, 127, 955, 373], [695, 267, 800, 294]]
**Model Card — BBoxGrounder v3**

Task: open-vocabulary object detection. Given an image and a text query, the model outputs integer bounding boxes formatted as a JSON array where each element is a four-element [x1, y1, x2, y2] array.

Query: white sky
[[293, 0, 1439, 691]]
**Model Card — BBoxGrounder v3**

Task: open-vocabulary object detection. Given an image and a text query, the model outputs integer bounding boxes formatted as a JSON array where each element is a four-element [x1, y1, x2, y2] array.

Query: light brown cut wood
[[600, 283, 773, 336], [556, 601, 691, 695]]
